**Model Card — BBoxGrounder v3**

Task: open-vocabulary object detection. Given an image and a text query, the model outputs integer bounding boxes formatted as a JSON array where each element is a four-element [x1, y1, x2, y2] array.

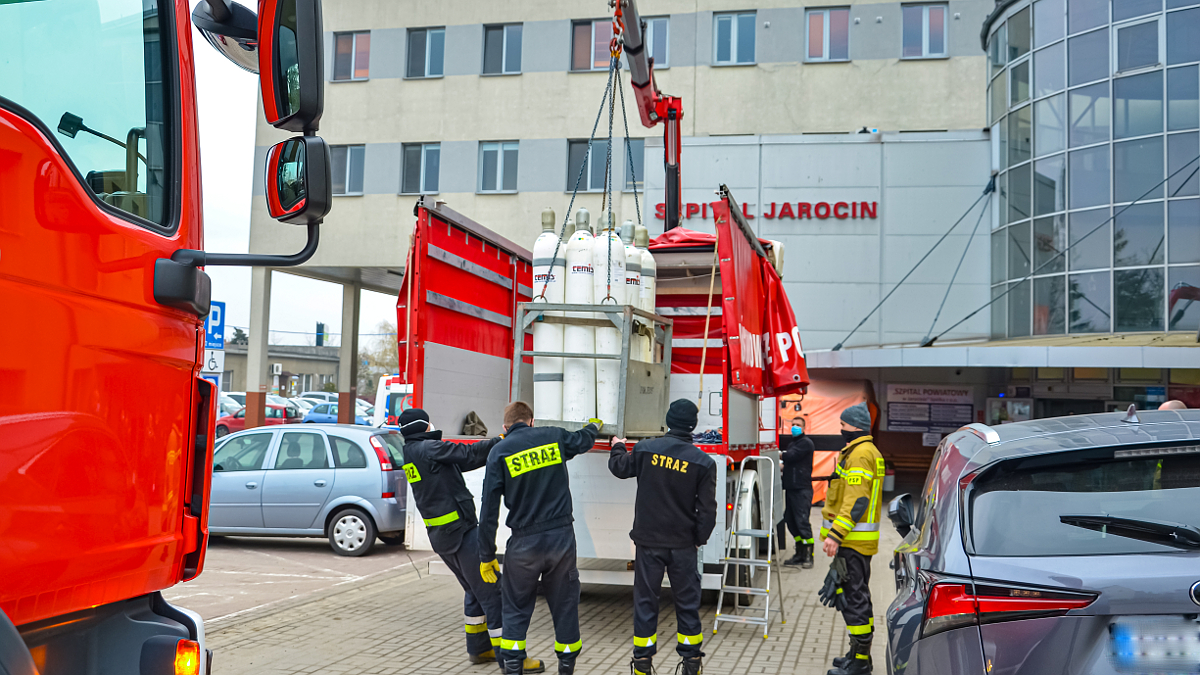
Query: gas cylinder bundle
[[530, 207, 657, 423]]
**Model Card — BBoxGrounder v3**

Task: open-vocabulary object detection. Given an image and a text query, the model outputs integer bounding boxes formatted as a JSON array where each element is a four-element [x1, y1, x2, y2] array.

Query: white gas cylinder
[[562, 208, 596, 422], [531, 208, 565, 421]]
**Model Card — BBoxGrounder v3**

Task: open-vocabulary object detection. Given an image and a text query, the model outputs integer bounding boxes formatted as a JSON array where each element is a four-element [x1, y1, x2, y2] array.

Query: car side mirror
[[259, 0, 324, 132], [888, 493, 915, 538], [265, 136, 331, 224]]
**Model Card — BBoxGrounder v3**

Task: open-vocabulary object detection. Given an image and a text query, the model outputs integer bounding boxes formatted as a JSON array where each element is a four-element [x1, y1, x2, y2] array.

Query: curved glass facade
[[986, 0, 1200, 338]]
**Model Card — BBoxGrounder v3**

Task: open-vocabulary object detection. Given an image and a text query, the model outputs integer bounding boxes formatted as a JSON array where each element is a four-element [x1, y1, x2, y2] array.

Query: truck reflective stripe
[[555, 640, 582, 653], [424, 510, 460, 526]]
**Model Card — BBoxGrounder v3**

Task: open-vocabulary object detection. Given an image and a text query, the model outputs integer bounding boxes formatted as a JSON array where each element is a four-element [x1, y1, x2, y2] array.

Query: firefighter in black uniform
[[781, 419, 816, 568], [397, 408, 546, 672], [608, 399, 716, 675], [477, 401, 600, 675]]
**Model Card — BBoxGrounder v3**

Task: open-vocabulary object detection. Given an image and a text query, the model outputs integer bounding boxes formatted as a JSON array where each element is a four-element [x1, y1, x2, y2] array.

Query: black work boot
[[830, 643, 855, 669], [503, 658, 524, 675], [631, 657, 653, 675], [801, 543, 815, 569], [827, 635, 871, 674], [784, 551, 804, 566], [557, 656, 577, 675], [679, 654, 703, 675]]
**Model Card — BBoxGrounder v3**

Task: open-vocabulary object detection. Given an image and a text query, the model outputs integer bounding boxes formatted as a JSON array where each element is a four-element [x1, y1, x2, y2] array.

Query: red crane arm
[[614, 0, 684, 231]]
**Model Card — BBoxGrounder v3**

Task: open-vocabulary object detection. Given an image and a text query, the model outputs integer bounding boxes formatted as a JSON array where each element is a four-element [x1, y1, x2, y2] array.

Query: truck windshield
[[969, 449, 1200, 556], [0, 0, 170, 228]]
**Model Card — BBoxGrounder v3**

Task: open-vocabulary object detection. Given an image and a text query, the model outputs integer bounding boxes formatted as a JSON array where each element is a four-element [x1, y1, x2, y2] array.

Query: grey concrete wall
[[444, 24, 481, 77], [524, 20, 571, 73], [438, 140, 479, 194]]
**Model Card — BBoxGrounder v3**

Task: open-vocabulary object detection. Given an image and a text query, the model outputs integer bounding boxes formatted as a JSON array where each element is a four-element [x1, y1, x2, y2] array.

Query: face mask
[[841, 429, 866, 444], [791, 426, 804, 436]]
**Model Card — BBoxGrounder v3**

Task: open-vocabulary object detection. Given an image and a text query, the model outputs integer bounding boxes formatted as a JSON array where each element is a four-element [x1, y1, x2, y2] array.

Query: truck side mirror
[[258, 0, 324, 132], [888, 493, 915, 538], [265, 136, 331, 224], [192, 0, 260, 73]]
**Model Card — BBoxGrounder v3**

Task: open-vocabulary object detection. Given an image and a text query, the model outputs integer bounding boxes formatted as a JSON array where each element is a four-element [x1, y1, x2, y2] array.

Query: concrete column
[[245, 267, 272, 428], [337, 282, 361, 424]]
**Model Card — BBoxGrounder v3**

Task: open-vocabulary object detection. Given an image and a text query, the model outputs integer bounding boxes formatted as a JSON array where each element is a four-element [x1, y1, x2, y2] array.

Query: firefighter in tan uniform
[[819, 402, 885, 675]]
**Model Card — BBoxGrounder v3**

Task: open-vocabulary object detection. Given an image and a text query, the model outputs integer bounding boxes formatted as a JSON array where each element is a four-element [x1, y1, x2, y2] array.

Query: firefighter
[[820, 402, 884, 675], [397, 408, 547, 672], [477, 402, 600, 675], [607, 399, 716, 675], [781, 418, 816, 568]]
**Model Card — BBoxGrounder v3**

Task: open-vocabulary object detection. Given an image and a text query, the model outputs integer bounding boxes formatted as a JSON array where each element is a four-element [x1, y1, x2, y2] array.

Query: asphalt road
[[163, 535, 438, 623]]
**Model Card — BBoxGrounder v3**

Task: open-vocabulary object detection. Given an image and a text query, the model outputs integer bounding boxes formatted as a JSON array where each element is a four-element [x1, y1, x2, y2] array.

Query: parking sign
[[205, 301, 225, 350]]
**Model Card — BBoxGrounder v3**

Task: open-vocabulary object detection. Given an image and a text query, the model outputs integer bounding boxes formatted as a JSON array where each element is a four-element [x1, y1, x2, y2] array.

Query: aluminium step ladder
[[712, 455, 789, 639]]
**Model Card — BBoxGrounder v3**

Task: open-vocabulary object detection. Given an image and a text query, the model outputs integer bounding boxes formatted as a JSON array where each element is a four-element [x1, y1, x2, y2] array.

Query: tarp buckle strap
[[555, 640, 583, 654], [424, 510, 460, 527], [633, 635, 657, 647]]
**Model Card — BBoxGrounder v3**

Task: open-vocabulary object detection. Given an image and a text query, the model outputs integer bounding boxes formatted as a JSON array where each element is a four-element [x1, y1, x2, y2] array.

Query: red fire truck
[[1, 0, 332, 672]]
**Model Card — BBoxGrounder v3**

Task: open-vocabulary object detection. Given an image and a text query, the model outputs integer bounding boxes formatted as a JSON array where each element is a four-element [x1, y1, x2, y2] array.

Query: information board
[[886, 384, 974, 434]]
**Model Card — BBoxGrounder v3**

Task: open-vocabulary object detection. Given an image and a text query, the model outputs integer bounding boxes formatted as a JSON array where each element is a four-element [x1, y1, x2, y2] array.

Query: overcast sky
[[193, 24, 396, 349]]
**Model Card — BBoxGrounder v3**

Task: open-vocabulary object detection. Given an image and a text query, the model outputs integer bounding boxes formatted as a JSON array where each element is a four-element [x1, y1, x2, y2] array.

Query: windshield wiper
[[1060, 514, 1200, 550]]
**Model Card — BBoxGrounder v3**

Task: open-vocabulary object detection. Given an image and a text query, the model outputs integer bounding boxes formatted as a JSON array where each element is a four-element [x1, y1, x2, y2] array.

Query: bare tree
[[358, 321, 398, 400]]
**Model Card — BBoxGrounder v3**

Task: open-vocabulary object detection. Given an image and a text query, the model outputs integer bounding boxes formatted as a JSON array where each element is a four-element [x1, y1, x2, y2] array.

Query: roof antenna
[[1121, 404, 1139, 424]]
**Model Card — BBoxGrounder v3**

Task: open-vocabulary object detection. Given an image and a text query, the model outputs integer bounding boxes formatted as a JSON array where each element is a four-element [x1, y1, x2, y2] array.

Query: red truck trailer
[[394, 191, 808, 588], [1, 0, 333, 672]]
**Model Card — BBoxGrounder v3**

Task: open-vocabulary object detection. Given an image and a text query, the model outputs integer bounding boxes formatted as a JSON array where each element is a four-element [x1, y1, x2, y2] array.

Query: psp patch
[[507, 443, 562, 477]]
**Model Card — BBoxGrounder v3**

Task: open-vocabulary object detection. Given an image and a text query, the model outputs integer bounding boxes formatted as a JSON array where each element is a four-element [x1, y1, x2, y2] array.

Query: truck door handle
[[314, 480, 327, 487], [245, 482, 258, 489]]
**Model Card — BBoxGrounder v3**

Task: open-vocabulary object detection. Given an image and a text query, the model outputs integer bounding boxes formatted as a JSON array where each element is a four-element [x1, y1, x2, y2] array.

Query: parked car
[[304, 402, 370, 426], [290, 397, 316, 413], [208, 425, 407, 555], [300, 391, 338, 403], [885, 408, 1200, 675], [225, 391, 246, 406], [214, 404, 301, 437], [218, 394, 241, 416]]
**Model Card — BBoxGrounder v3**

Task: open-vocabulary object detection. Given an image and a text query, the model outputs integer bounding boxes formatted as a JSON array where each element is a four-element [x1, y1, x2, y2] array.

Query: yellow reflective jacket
[[820, 435, 885, 556]]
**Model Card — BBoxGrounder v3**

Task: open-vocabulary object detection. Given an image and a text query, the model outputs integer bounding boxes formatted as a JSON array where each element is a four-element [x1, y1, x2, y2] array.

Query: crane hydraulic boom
[[613, 0, 684, 231]]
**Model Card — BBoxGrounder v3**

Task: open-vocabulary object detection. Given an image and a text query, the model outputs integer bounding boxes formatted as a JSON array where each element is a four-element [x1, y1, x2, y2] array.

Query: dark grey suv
[[885, 409, 1200, 675]]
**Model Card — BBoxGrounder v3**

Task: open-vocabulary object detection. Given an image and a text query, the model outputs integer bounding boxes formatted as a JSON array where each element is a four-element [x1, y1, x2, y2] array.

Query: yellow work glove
[[480, 559, 501, 584], [588, 418, 604, 428]]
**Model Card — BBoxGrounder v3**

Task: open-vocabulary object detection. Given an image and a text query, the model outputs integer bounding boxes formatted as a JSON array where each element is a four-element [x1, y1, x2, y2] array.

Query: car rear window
[[329, 436, 368, 468], [969, 447, 1200, 556], [376, 432, 405, 464]]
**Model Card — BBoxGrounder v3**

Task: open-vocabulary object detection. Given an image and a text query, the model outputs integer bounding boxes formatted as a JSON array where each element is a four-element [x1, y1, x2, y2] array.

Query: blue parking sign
[[205, 301, 225, 350]]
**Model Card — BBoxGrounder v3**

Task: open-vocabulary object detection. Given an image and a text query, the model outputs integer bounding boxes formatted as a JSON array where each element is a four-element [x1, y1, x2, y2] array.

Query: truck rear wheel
[[327, 507, 376, 556]]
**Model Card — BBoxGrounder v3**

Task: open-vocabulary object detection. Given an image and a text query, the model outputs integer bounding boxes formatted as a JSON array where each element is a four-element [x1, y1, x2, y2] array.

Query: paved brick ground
[[207, 528, 901, 675]]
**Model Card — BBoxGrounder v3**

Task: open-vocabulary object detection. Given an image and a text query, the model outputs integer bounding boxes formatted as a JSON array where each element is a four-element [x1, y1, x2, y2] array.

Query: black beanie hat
[[665, 398, 699, 433], [398, 408, 431, 435]]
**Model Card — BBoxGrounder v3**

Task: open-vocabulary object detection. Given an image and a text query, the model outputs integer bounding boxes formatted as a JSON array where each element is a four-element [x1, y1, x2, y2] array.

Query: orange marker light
[[175, 639, 201, 675]]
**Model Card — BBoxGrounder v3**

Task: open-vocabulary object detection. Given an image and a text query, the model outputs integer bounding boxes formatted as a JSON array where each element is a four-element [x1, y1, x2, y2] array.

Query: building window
[[572, 19, 613, 71], [1114, 15, 1162, 74], [714, 12, 756, 65], [567, 139, 611, 192], [479, 142, 518, 193], [333, 31, 370, 81], [484, 24, 522, 75], [330, 145, 365, 196], [902, 4, 947, 59], [645, 17, 669, 67], [401, 143, 440, 194], [806, 8, 850, 62], [624, 138, 645, 191], [407, 27, 445, 79]]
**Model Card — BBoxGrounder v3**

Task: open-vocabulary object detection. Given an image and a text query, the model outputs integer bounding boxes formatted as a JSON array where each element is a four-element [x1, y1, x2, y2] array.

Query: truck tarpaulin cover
[[659, 198, 808, 396]]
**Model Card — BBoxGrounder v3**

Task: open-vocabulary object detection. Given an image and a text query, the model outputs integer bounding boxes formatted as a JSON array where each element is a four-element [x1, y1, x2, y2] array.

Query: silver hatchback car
[[885, 408, 1200, 675], [209, 424, 406, 556]]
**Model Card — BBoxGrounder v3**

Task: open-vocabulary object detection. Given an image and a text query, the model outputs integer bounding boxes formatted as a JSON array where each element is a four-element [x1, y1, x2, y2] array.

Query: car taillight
[[175, 640, 201, 675], [369, 436, 393, 471], [382, 492, 395, 499], [922, 581, 1097, 639]]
